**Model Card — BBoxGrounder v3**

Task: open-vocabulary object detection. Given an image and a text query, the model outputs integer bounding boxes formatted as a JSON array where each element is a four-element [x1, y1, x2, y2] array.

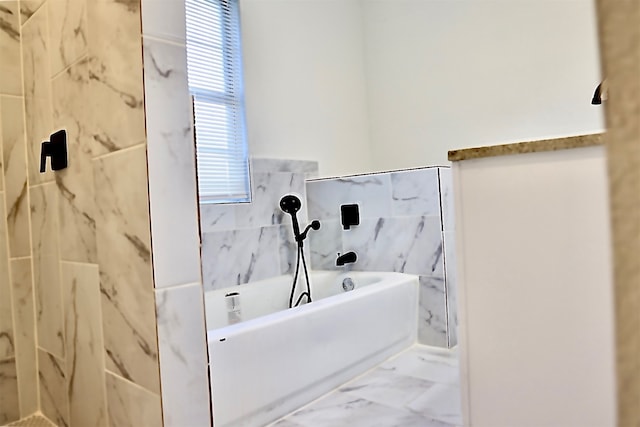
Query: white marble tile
[[9, 259, 38, 417], [86, 0, 146, 155], [105, 372, 162, 427], [0, 2, 22, 96], [251, 158, 319, 175], [141, 0, 186, 43], [306, 174, 392, 221], [338, 367, 436, 410], [438, 168, 455, 232], [270, 419, 304, 427], [1, 96, 31, 258], [308, 219, 341, 271], [418, 276, 448, 348], [22, 6, 55, 185], [0, 196, 14, 360], [0, 358, 19, 424], [406, 382, 462, 426], [201, 226, 280, 290], [199, 203, 236, 233], [443, 231, 458, 347], [391, 168, 441, 218], [19, 0, 45, 24], [95, 146, 160, 394], [51, 56, 97, 264], [38, 349, 70, 427], [283, 391, 440, 427], [342, 216, 444, 276], [30, 184, 65, 359], [144, 38, 201, 289], [155, 283, 211, 427], [61, 262, 108, 427], [48, 0, 88, 76], [235, 172, 307, 228], [380, 346, 459, 386], [278, 224, 314, 276]]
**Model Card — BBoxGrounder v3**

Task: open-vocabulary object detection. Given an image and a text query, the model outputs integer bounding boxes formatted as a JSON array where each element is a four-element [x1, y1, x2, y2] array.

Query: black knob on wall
[[40, 129, 68, 173]]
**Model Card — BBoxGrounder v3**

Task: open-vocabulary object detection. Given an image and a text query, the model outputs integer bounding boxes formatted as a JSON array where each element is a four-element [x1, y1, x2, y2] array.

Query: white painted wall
[[239, 0, 603, 175], [364, 0, 605, 168], [453, 145, 616, 427], [239, 0, 373, 177]]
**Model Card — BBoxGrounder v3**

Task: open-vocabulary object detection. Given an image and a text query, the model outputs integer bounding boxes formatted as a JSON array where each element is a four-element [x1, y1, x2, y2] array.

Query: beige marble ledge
[[448, 133, 604, 162]]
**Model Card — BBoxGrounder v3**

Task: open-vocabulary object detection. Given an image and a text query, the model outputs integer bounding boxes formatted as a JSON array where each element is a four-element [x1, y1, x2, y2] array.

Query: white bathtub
[[206, 271, 419, 427]]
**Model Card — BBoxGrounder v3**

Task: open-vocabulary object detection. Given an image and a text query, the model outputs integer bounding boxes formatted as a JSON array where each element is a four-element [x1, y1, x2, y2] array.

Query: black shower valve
[[40, 129, 68, 173]]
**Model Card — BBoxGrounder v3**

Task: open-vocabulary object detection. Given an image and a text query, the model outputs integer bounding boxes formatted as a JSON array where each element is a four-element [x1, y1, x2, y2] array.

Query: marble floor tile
[[379, 346, 459, 385], [281, 392, 442, 427], [406, 382, 462, 426], [271, 345, 461, 427], [338, 367, 436, 410]]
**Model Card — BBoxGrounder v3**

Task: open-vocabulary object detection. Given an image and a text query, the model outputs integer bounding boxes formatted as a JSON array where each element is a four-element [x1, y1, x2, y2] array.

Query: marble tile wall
[[0, 0, 164, 424], [141, 3, 212, 425], [306, 167, 457, 348], [200, 158, 319, 292], [0, 4, 31, 423]]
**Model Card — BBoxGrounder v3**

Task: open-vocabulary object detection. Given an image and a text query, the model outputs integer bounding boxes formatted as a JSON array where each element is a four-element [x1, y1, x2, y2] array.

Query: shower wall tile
[[2, 96, 31, 258], [308, 218, 342, 270], [61, 262, 108, 427], [38, 349, 70, 427], [0, 358, 19, 424], [10, 258, 38, 417], [141, 0, 186, 43], [201, 226, 280, 291], [235, 171, 307, 228], [0, 2, 22, 96], [155, 283, 210, 427], [439, 168, 455, 232], [105, 371, 163, 427], [144, 38, 201, 289], [343, 216, 444, 277], [306, 174, 392, 221], [47, 0, 88, 76], [418, 276, 448, 347], [305, 166, 456, 348], [22, 6, 55, 185], [86, 0, 146, 155], [391, 168, 441, 218], [444, 232, 458, 347], [0, 197, 14, 360], [200, 203, 236, 233], [30, 183, 65, 359], [52, 58, 98, 263], [95, 145, 160, 394], [278, 224, 312, 275], [19, 0, 45, 24], [251, 158, 319, 176]]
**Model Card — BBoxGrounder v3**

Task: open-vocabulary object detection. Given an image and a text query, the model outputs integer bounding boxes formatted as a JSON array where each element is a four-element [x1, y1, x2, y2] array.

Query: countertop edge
[[448, 133, 604, 162]]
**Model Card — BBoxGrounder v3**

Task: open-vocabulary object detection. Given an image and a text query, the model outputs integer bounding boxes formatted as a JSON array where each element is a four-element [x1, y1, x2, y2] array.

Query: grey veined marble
[[271, 345, 461, 427]]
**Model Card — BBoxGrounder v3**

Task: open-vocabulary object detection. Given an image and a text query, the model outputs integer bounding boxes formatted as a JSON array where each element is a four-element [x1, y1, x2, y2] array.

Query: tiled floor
[[269, 345, 462, 427], [4, 414, 56, 427]]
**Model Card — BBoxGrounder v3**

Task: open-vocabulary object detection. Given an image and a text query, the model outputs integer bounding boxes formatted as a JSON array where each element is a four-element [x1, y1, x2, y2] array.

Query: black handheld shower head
[[279, 194, 302, 215]]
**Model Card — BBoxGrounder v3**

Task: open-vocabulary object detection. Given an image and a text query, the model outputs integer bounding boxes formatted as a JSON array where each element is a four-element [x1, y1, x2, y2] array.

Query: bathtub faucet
[[336, 251, 357, 266]]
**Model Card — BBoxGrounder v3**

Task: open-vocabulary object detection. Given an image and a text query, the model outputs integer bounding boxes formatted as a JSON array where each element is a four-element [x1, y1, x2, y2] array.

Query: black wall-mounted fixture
[[341, 204, 360, 230], [592, 80, 607, 105], [40, 129, 68, 173], [336, 251, 357, 266]]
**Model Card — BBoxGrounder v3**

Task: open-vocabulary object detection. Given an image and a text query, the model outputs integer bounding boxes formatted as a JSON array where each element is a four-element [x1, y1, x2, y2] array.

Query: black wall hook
[[40, 129, 68, 173]]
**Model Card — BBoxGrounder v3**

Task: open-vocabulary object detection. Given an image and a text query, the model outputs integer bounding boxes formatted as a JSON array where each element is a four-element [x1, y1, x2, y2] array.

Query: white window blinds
[[186, 0, 251, 204]]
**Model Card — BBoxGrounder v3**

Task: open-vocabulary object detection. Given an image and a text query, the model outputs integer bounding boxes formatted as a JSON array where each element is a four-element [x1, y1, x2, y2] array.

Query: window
[[185, 0, 251, 204]]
